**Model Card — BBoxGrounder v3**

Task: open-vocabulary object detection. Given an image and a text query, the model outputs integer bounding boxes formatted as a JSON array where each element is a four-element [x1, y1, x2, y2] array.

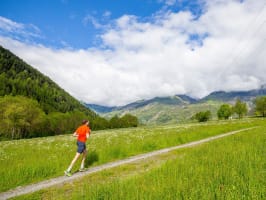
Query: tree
[[254, 96, 266, 117], [90, 116, 110, 130], [0, 96, 45, 139], [109, 115, 121, 128], [217, 104, 232, 120], [46, 112, 69, 135], [120, 114, 139, 128], [193, 110, 211, 122], [233, 99, 247, 119]]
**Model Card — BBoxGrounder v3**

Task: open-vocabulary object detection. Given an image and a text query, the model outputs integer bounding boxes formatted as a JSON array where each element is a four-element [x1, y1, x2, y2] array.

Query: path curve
[[0, 127, 256, 200]]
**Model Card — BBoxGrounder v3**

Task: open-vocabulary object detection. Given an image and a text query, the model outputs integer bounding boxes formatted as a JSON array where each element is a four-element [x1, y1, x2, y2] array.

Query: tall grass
[[96, 126, 264, 200], [1, 118, 265, 192], [20, 125, 265, 200]]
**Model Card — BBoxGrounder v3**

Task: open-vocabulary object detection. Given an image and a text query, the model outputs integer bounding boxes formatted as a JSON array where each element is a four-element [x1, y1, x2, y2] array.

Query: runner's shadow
[[86, 150, 99, 166]]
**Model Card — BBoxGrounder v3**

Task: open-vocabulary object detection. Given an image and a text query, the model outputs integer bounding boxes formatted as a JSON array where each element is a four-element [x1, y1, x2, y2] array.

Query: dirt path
[[0, 127, 256, 200]]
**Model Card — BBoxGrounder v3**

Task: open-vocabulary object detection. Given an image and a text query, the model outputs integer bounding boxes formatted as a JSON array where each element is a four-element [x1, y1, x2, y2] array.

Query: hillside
[[103, 101, 222, 125], [87, 95, 197, 114], [90, 87, 266, 125], [84, 103, 116, 113], [201, 86, 266, 102], [118, 95, 197, 110], [0, 46, 95, 117]]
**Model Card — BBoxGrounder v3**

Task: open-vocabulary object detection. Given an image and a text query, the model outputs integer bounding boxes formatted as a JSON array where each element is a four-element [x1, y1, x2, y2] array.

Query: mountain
[[176, 94, 198, 103], [85, 95, 197, 113], [0, 46, 96, 117], [201, 86, 266, 102], [84, 103, 116, 113], [119, 95, 197, 110], [87, 87, 266, 125], [102, 101, 222, 125]]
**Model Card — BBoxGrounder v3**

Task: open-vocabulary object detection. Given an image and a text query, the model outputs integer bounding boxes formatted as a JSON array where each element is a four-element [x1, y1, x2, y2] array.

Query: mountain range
[[85, 86, 266, 125], [85, 95, 197, 113], [86, 85, 266, 113]]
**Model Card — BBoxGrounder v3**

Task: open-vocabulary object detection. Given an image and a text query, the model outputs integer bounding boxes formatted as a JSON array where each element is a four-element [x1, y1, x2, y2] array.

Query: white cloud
[[0, 16, 41, 39], [168, 0, 177, 6], [103, 11, 112, 18], [83, 15, 103, 29], [158, 0, 177, 6], [83, 11, 112, 29], [0, 0, 266, 106], [0, 16, 24, 32]]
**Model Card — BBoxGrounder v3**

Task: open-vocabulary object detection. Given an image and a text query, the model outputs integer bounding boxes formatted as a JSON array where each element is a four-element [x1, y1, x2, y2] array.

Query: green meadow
[[1, 118, 265, 197], [13, 122, 266, 200]]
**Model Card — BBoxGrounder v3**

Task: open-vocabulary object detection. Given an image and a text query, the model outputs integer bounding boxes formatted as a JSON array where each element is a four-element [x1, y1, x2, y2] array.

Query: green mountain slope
[[118, 95, 197, 110], [101, 86, 266, 125], [86, 95, 197, 114], [103, 100, 222, 125], [201, 87, 266, 102], [0, 46, 96, 117]]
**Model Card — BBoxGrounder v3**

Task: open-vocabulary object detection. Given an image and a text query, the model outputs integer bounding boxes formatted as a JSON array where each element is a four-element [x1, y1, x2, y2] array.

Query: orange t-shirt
[[75, 124, 90, 142]]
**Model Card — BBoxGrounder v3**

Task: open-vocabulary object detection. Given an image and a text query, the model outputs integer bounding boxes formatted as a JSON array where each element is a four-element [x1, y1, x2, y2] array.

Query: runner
[[64, 120, 91, 176]]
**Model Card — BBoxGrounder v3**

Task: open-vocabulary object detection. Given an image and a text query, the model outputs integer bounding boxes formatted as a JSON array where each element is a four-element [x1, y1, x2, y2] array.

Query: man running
[[64, 119, 91, 176]]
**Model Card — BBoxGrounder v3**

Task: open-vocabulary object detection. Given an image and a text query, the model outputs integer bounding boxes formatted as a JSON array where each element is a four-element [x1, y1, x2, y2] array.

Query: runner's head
[[82, 119, 89, 125]]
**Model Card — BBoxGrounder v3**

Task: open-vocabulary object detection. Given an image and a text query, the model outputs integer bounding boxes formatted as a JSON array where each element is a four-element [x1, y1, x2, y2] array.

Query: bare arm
[[73, 132, 78, 137], [86, 130, 91, 139]]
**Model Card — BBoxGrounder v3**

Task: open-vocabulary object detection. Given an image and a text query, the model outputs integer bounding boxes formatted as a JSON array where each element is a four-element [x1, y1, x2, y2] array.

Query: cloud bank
[[0, 0, 266, 106]]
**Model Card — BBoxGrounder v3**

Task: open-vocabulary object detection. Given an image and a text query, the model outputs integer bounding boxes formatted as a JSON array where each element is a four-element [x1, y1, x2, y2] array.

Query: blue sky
[[0, 0, 266, 106], [0, 0, 204, 49]]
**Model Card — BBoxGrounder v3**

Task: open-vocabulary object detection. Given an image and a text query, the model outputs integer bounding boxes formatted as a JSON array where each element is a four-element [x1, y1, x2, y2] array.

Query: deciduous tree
[[217, 104, 232, 120], [254, 96, 266, 117], [233, 99, 247, 119]]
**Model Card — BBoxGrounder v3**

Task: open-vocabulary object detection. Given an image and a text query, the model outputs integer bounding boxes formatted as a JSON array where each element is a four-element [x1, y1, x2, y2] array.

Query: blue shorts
[[77, 141, 86, 153]]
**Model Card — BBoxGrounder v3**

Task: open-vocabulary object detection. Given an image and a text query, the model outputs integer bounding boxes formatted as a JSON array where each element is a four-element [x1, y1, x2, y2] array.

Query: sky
[[0, 0, 266, 106]]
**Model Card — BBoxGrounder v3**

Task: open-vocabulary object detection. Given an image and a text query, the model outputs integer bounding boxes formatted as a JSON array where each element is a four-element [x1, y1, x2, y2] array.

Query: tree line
[[192, 96, 266, 122], [0, 96, 138, 140]]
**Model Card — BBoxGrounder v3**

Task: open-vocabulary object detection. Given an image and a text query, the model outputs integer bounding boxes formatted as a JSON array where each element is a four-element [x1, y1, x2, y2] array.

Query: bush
[[193, 110, 211, 122]]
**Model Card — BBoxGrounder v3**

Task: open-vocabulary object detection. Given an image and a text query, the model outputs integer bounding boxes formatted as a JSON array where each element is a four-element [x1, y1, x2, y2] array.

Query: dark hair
[[82, 120, 88, 125]]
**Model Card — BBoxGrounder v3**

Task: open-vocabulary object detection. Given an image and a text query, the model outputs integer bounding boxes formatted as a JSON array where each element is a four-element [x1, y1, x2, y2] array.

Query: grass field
[[12, 120, 266, 199], [1, 118, 265, 195]]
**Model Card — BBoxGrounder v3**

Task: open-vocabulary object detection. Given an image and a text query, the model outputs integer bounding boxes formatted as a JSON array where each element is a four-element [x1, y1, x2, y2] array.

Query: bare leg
[[80, 149, 87, 169], [67, 152, 81, 172]]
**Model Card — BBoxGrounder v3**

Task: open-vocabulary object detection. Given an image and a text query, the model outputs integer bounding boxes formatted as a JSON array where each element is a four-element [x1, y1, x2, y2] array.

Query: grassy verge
[[14, 125, 266, 199], [1, 118, 265, 192]]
